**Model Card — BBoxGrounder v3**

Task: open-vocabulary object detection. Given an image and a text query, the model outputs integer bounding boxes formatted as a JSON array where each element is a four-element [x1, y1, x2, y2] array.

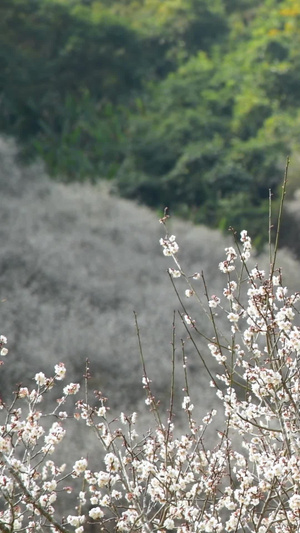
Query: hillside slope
[[0, 136, 298, 416]]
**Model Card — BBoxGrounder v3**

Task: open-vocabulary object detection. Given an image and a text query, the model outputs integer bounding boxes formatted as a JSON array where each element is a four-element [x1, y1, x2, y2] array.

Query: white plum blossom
[[96, 406, 106, 417], [276, 286, 287, 301], [219, 261, 235, 273], [63, 382, 80, 395], [208, 343, 226, 364], [67, 515, 85, 527], [225, 246, 237, 261], [164, 518, 175, 529], [54, 362, 66, 380], [250, 267, 265, 279], [208, 295, 220, 308], [185, 289, 194, 298], [272, 275, 281, 286], [182, 396, 194, 411], [34, 372, 47, 386], [168, 268, 181, 278], [18, 387, 29, 398], [117, 508, 140, 531], [240, 229, 248, 242], [89, 507, 104, 520], [72, 458, 88, 477], [223, 280, 237, 300], [43, 480, 57, 492], [184, 314, 194, 325], [227, 312, 240, 323], [97, 471, 110, 488], [104, 453, 119, 473], [0, 436, 11, 453], [240, 229, 252, 261], [0, 335, 8, 356], [289, 494, 300, 512], [43, 422, 65, 454], [159, 235, 179, 256]]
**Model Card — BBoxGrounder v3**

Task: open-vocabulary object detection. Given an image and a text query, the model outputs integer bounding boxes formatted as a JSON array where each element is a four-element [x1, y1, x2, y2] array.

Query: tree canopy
[[1, 0, 300, 245]]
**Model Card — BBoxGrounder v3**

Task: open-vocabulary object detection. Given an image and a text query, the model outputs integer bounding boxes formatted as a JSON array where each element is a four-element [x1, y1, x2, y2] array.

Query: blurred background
[[2, 0, 300, 249], [1, 0, 300, 480]]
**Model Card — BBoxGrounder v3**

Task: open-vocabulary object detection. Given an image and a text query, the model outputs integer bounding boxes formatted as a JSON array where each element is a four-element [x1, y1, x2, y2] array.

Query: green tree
[[0, 0, 147, 172]]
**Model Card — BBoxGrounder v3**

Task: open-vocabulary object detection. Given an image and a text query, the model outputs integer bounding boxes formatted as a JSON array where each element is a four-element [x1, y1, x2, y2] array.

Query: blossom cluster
[[154, 222, 300, 532], [159, 234, 179, 257], [0, 335, 8, 357], [0, 361, 84, 532], [1, 214, 300, 532]]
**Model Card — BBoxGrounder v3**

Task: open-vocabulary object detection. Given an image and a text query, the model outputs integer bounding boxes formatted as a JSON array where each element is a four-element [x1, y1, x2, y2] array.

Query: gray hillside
[[0, 136, 299, 418]]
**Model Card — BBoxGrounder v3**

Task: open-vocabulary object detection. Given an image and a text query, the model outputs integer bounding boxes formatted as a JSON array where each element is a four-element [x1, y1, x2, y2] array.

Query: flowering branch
[[1, 169, 300, 532]]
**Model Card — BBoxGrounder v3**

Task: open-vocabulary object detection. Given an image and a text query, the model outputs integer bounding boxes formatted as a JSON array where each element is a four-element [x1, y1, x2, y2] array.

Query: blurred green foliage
[[1, 0, 300, 246]]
